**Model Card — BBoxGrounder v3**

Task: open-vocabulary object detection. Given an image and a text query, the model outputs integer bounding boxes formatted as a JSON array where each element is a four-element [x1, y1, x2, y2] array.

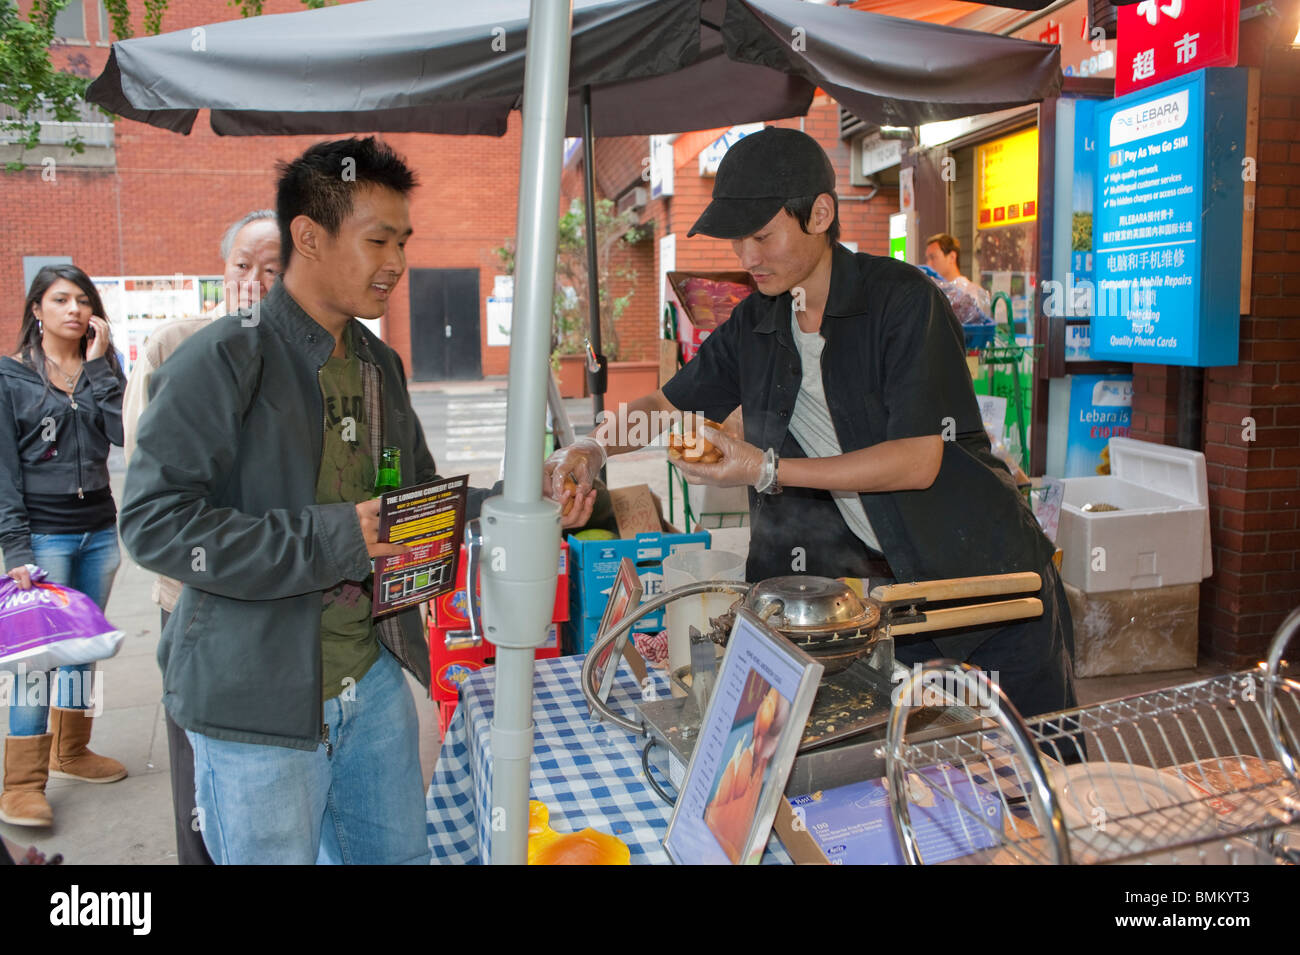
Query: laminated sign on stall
[[1091, 68, 1248, 366]]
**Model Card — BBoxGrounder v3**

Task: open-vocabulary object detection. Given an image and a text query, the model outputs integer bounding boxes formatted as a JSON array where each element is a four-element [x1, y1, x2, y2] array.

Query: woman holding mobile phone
[[0, 264, 128, 827]]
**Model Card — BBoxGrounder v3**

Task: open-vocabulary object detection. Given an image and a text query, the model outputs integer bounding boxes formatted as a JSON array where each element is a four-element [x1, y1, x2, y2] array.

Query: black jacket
[[0, 355, 125, 569], [119, 282, 494, 750], [662, 244, 1057, 658]]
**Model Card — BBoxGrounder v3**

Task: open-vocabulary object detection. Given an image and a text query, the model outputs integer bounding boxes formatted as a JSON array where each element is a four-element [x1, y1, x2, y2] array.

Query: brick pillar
[[1195, 21, 1300, 667], [1128, 363, 1182, 444]]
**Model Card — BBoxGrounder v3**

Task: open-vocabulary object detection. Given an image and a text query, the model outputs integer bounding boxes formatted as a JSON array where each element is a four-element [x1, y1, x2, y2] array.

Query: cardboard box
[[665, 271, 755, 355], [564, 617, 606, 656], [1057, 438, 1212, 593], [609, 485, 671, 538], [1065, 580, 1199, 676], [436, 700, 457, 740], [566, 529, 710, 628], [778, 767, 1004, 865], [432, 542, 569, 628], [659, 339, 678, 388]]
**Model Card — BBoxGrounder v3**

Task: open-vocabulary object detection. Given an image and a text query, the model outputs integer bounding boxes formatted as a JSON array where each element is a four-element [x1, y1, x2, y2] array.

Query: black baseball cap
[[688, 126, 837, 239]]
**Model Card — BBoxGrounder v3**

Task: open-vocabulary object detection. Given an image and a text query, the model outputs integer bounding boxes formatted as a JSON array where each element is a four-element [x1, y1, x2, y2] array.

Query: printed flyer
[[373, 476, 468, 617]]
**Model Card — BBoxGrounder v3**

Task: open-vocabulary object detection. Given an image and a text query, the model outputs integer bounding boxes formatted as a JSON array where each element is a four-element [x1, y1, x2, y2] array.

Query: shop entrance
[[409, 268, 481, 381]]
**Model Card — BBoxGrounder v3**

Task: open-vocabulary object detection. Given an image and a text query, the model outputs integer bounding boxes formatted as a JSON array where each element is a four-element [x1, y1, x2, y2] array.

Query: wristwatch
[[755, 447, 782, 495]]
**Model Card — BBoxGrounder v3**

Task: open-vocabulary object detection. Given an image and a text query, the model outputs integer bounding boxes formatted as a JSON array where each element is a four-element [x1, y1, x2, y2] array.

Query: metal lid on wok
[[742, 576, 880, 637]]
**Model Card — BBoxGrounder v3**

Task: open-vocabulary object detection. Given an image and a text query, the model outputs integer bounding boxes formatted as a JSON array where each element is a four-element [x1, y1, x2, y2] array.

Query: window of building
[[98, 1, 113, 43], [23, 257, 74, 296], [53, 0, 86, 41]]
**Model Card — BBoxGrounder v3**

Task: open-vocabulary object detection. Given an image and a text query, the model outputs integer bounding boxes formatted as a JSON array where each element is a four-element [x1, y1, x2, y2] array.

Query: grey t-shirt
[[788, 308, 882, 553]]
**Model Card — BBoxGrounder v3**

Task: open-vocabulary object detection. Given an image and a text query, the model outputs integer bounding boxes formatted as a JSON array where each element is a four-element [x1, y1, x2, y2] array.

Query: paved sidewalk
[[406, 376, 507, 395]]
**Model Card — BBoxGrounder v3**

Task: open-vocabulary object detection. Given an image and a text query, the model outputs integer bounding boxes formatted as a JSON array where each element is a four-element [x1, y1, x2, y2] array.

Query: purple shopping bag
[[0, 566, 125, 673]]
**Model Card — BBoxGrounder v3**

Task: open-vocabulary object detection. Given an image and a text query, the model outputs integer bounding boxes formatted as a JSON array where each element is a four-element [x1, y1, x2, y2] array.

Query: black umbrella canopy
[[88, 0, 703, 136], [87, 0, 1061, 137], [724, 0, 1061, 127]]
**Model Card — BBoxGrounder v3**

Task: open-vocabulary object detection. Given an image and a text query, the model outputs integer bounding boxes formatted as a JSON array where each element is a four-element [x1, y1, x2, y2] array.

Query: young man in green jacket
[[121, 137, 589, 864]]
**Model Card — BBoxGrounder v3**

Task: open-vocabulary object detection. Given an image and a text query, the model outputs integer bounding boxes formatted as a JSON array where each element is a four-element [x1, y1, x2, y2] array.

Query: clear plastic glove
[[671, 425, 763, 488], [543, 436, 602, 527]]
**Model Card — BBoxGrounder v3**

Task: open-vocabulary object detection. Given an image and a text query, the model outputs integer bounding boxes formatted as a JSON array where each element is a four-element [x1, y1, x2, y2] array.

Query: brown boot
[[0, 734, 54, 827], [47, 708, 127, 783]]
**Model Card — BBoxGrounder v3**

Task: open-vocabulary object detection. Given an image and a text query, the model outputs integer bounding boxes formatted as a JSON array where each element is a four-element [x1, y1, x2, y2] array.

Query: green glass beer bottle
[[375, 446, 401, 495]]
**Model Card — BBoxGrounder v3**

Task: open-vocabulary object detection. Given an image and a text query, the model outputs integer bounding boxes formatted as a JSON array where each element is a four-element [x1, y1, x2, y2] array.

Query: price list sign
[[1091, 68, 1247, 366]]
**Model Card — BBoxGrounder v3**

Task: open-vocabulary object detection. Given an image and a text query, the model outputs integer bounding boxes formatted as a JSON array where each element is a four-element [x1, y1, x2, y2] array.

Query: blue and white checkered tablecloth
[[425, 655, 792, 865]]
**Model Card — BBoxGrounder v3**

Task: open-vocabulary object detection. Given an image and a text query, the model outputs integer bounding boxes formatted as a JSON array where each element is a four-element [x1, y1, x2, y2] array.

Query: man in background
[[923, 232, 992, 317], [121, 208, 280, 865]]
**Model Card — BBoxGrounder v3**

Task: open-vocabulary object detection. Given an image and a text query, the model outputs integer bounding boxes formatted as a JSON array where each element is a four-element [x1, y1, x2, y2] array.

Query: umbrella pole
[[581, 85, 607, 438], [482, 0, 573, 865]]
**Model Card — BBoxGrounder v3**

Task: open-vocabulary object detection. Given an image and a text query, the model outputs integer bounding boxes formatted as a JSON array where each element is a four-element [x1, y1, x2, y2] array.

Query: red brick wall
[[1130, 17, 1300, 667], [1128, 364, 1183, 441], [595, 136, 649, 198], [607, 235, 658, 361], [555, 150, 658, 363], [386, 125, 522, 378], [3, 0, 522, 379]]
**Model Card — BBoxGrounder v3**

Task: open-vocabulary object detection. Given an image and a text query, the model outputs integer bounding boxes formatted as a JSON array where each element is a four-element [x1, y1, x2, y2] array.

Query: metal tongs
[[866, 571, 1044, 636]]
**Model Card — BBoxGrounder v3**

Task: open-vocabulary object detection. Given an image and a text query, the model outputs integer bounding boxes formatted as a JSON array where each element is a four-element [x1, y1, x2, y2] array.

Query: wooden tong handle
[[888, 597, 1043, 635], [870, 572, 1041, 604]]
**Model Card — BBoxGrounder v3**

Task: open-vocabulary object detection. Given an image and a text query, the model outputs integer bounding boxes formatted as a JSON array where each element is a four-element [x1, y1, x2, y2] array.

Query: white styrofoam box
[[1057, 437, 1213, 593], [686, 482, 749, 527]]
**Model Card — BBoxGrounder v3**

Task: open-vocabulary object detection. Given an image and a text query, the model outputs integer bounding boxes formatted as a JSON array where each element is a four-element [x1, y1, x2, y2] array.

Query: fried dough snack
[[667, 418, 725, 464]]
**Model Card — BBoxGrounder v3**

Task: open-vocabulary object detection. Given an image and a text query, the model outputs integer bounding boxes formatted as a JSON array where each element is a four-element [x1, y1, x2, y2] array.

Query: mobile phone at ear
[[85, 323, 96, 341]]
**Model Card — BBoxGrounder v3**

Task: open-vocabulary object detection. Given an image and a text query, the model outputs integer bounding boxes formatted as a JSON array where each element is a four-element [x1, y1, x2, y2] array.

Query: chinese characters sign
[[1116, 0, 1239, 95], [977, 127, 1039, 229], [1092, 69, 1247, 366]]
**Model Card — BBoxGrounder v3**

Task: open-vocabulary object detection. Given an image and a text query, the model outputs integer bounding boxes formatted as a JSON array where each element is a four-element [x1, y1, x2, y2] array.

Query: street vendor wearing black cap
[[546, 126, 1075, 719]]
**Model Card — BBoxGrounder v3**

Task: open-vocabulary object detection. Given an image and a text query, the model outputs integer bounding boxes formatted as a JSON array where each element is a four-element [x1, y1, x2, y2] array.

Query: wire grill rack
[[883, 608, 1300, 865]]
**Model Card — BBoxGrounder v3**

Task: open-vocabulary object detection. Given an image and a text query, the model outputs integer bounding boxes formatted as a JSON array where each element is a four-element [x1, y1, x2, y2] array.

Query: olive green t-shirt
[[317, 328, 380, 702]]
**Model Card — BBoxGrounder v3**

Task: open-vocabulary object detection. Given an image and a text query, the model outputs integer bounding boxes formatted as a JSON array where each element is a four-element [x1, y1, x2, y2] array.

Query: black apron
[[743, 436, 1077, 719]]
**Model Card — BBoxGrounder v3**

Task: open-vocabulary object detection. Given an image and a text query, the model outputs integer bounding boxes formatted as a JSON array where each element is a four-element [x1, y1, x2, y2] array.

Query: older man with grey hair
[[121, 208, 280, 865]]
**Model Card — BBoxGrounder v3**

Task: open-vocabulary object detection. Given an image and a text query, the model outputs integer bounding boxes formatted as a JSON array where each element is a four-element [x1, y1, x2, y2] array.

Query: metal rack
[[883, 607, 1300, 865]]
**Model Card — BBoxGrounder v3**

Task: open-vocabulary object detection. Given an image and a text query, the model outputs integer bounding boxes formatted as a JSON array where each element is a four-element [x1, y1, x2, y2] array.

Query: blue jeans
[[7, 527, 120, 737], [186, 645, 430, 865]]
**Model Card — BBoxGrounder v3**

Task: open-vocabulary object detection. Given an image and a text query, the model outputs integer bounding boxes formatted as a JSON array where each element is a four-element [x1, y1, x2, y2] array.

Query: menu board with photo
[[664, 610, 822, 865]]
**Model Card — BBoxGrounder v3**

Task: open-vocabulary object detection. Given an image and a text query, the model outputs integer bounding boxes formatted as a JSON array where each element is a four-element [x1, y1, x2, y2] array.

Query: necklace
[[45, 356, 83, 405]]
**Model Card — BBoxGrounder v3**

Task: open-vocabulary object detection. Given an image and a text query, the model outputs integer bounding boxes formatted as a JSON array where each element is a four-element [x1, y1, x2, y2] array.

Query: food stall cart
[[427, 583, 1299, 865]]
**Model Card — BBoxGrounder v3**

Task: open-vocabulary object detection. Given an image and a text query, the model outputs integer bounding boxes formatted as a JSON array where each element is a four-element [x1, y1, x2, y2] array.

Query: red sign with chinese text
[[1117, 0, 1239, 95]]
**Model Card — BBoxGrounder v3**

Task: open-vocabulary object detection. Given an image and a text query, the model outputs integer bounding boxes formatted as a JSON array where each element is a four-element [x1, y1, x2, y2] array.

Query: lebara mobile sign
[[1091, 68, 1247, 366]]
